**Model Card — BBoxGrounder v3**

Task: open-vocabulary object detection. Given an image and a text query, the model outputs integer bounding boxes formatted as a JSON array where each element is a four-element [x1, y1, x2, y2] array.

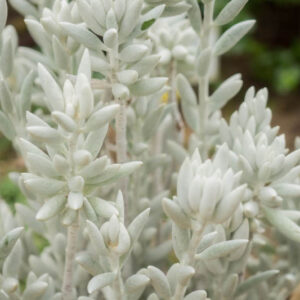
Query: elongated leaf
[[215, 0, 248, 26], [0, 111, 15, 140], [87, 272, 115, 294], [0, 0, 7, 33], [23, 282, 48, 300], [0, 227, 23, 261], [263, 207, 300, 242], [60, 22, 106, 52], [129, 78, 167, 97], [196, 239, 248, 260], [148, 266, 171, 299], [38, 64, 64, 112], [214, 20, 255, 56], [209, 78, 243, 112], [235, 270, 279, 296], [36, 195, 66, 221]]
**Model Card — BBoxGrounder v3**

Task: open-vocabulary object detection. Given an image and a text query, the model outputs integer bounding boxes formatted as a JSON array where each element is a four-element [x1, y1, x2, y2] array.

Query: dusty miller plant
[[0, 0, 300, 299]]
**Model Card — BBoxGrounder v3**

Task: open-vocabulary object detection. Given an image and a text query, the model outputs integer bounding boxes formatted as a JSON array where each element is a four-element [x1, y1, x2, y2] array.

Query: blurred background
[[1, 0, 300, 207]]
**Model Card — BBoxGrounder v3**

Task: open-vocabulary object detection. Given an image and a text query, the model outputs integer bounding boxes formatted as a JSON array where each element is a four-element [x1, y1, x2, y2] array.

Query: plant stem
[[198, 0, 215, 158], [173, 224, 206, 300], [170, 60, 185, 143], [62, 221, 79, 300], [115, 98, 129, 221], [113, 269, 124, 300]]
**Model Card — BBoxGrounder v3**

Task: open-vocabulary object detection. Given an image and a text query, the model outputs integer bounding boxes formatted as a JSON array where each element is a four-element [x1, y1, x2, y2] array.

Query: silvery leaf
[[19, 71, 35, 116], [263, 207, 300, 242], [223, 273, 238, 297], [89, 197, 119, 219], [172, 223, 190, 261], [0, 36, 14, 77], [87, 272, 116, 294], [215, 0, 249, 26], [26, 153, 58, 178], [23, 176, 65, 197], [235, 270, 279, 296], [120, 208, 150, 266], [209, 78, 243, 112], [119, 0, 143, 41], [52, 36, 70, 71], [0, 227, 23, 262], [76, 252, 100, 276], [129, 78, 167, 97], [0, 0, 7, 33], [213, 184, 246, 223], [9, 0, 38, 18], [125, 274, 150, 298], [36, 195, 66, 221], [52, 111, 77, 132], [119, 44, 148, 63], [79, 156, 108, 179], [86, 220, 109, 256], [176, 74, 198, 131], [83, 124, 108, 158], [130, 55, 160, 77], [60, 22, 106, 52], [196, 239, 248, 260], [142, 104, 166, 140], [27, 126, 63, 144], [167, 140, 188, 164], [0, 111, 15, 140], [186, 0, 202, 33], [162, 198, 190, 228], [197, 48, 212, 77], [0, 80, 12, 114], [23, 281, 48, 300], [85, 104, 120, 132], [77, 0, 105, 36], [38, 64, 64, 112], [184, 290, 207, 300], [162, 3, 191, 17], [214, 20, 255, 56], [117, 70, 139, 85], [147, 266, 171, 299]]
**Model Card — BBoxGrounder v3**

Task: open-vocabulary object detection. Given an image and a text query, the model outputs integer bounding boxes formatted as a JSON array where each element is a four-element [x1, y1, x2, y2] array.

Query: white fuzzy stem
[[173, 224, 206, 300], [170, 60, 185, 143], [198, 0, 215, 158], [62, 222, 79, 300], [115, 99, 129, 221]]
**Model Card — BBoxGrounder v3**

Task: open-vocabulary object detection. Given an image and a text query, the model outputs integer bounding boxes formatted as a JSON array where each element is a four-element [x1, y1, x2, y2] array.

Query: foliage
[[0, 0, 299, 300]]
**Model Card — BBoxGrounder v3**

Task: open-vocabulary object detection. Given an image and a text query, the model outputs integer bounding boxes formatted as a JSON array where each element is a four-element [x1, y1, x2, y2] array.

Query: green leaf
[[141, 18, 155, 30]]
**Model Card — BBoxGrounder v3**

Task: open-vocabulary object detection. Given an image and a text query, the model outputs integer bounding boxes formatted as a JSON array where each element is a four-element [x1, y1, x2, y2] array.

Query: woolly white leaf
[[209, 78, 243, 112], [119, 44, 148, 63], [36, 195, 66, 221], [0, 227, 23, 261], [52, 111, 77, 132], [215, 0, 249, 26], [87, 272, 116, 294], [129, 78, 167, 97], [60, 22, 106, 52], [184, 290, 207, 300], [119, 0, 143, 41], [23, 282, 48, 300], [85, 104, 119, 131], [236, 270, 279, 296], [196, 239, 248, 260], [263, 207, 300, 242], [214, 20, 255, 56], [0, 0, 7, 33], [162, 198, 190, 229], [147, 266, 171, 299], [38, 64, 64, 112]]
